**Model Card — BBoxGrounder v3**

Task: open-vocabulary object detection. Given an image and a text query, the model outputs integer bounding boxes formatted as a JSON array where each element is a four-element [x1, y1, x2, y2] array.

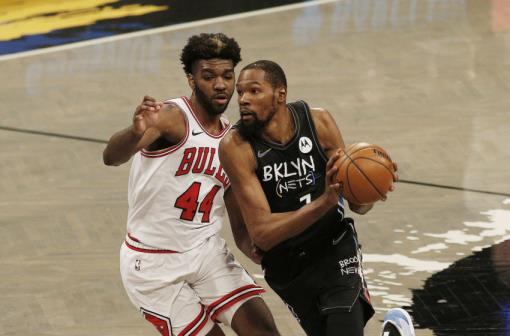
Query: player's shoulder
[[155, 100, 187, 140], [220, 127, 247, 149], [157, 100, 186, 124], [160, 100, 184, 116], [309, 106, 335, 126], [219, 128, 257, 172], [309, 106, 331, 117]]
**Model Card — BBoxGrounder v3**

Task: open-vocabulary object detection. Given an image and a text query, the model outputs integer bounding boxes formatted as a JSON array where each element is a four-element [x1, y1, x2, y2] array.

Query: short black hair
[[180, 33, 241, 74], [242, 60, 287, 89]]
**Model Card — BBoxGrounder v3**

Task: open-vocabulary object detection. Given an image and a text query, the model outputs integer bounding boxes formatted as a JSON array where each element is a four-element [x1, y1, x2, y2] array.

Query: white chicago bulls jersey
[[126, 96, 231, 252]]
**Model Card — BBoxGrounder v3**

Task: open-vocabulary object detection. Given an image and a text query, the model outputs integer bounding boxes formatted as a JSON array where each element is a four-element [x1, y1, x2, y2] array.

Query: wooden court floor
[[1, 1, 510, 335]]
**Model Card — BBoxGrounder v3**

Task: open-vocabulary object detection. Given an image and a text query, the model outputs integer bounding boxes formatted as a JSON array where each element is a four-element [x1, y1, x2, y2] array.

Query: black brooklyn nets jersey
[[247, 100, 346, 250]]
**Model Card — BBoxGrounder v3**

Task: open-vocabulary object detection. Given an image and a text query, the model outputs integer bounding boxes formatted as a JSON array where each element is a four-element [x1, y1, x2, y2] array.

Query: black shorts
[[263, 220, 374, 336]]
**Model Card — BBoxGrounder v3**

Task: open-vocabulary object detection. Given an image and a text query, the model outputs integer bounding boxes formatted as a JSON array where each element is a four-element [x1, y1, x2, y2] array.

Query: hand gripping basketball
[[335, 143, 397, 205]]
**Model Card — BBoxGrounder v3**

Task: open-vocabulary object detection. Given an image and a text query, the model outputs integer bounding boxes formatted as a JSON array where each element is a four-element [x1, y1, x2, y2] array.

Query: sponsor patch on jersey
[[298, 136, 313, 153]]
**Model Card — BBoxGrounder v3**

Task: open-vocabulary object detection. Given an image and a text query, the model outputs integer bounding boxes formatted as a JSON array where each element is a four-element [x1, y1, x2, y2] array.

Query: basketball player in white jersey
[[103, 33, 279, 336]]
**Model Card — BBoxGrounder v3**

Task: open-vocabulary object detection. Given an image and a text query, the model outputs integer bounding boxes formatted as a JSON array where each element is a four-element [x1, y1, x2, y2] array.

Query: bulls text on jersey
[[175, 146, 229, 188]]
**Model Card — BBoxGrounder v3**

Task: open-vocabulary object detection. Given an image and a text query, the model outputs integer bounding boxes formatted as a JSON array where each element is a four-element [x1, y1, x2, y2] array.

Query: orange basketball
[[336, 143, 395, 205]]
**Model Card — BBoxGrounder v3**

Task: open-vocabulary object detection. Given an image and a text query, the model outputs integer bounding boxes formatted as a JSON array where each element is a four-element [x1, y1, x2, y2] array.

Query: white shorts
[[120, 234, 265, 336]]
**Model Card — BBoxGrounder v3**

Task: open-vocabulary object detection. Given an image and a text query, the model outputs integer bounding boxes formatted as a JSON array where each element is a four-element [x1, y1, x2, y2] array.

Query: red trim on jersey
[[178, 305, 209, 336], [207, 284, 266, 322], [182, 96, 231, 139], [141, 308, 172, 336], [141, 103, 190, 158], [127, 232, 140, 242]]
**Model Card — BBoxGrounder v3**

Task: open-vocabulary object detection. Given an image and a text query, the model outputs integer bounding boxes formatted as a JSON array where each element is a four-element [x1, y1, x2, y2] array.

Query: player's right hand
[[132, 95, 164, 136], [323, 150, 342, 207]]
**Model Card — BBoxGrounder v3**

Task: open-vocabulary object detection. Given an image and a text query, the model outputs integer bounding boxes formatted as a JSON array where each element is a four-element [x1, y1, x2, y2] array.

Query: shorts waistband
[[125, 233, 178, 254]]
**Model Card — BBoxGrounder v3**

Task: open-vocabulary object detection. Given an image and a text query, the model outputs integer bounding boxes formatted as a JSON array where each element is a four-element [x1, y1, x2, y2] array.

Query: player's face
[[236, 69, 278, 137], [190, 58, 235, 115]]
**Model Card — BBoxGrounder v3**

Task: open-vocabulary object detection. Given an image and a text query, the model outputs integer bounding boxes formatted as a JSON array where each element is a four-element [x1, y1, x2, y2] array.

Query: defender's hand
[[133, 95, 164, 136]]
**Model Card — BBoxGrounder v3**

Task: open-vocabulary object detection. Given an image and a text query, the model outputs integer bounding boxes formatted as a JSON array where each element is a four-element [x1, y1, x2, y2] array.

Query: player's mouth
[[240, 109, 256, 121], [213, 94, 228, 105]]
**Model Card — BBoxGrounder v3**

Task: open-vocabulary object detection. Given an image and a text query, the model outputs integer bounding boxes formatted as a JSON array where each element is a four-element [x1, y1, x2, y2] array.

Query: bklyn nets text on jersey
[[262, 155, 319, 198]]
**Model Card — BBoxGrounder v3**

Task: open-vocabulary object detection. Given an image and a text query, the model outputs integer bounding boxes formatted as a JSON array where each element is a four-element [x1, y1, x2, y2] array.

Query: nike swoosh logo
[[257, 148, 272, 158], [332, 230, 347, 246], [192, 130, 203, 136]]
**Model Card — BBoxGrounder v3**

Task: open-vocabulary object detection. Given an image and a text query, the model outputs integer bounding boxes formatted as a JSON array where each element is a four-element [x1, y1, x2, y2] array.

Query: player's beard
[[238, 100, 277, 140], [194, 84, 229, 116]]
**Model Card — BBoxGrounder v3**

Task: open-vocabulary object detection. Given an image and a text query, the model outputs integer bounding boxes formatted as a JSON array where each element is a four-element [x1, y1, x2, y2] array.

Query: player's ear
[[277, 87, 287, 103], [187, 74, 195, 91]]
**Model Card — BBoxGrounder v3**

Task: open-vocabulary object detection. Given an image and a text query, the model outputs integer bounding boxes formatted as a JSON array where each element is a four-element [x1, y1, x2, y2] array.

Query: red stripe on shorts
[[207, 284, 266, 321], [178, 305, 208, 336]]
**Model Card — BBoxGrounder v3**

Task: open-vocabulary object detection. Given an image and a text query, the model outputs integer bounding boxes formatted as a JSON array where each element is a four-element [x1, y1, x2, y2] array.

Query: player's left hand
[[389, 161, 399, 192]]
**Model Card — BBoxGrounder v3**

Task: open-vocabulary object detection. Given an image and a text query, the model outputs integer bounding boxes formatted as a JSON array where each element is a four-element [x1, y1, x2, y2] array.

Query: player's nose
[[238, 92, 248, 104], [213, 77, 227, 90]]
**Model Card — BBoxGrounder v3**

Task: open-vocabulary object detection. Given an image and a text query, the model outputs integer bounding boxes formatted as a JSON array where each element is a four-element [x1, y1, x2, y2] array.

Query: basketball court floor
[[1, 0, 510, 335]]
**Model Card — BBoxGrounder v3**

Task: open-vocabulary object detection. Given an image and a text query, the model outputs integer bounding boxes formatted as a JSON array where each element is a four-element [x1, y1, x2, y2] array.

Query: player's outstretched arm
[[219, 131, 341, 251], [103, 95, 163, 166], [103, 96, 185, 166]]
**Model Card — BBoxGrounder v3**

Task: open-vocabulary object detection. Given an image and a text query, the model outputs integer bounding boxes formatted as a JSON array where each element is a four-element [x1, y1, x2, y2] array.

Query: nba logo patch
[[299, 137, 312, 153]]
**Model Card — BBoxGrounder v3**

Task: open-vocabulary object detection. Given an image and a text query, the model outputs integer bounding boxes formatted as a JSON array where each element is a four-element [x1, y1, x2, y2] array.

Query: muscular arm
[[103, 97, 185, 166], [102, 126, 159, 166], [219, 131, 341, 251], [224, 188, 261, 263], [311, 107, 374, 214]]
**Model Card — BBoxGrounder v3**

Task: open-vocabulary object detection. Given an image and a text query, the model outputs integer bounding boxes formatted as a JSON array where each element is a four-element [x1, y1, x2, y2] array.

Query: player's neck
[[188, 95, 224, 134], [263, 106, 294, 145]]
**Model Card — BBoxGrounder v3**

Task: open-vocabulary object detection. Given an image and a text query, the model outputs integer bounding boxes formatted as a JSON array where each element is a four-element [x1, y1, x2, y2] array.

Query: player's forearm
[[224, 189, 254, 259], [230, 218, 252, 256], [103, 126, 142, 166], [250, 194, 333, 251]]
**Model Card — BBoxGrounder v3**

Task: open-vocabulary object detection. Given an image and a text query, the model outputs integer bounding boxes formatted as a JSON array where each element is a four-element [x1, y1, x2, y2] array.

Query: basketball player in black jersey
[[219, 60, 400, 336]]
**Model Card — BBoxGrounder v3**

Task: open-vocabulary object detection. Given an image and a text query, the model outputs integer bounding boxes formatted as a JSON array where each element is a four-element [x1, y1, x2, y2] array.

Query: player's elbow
[[251, 228, 277, 252], [103, 151, 120, 166]]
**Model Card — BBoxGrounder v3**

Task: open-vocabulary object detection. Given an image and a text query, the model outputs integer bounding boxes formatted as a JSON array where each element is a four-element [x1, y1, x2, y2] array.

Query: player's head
[[180, 33, 241, 115], [236, 60, 287, 138]]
